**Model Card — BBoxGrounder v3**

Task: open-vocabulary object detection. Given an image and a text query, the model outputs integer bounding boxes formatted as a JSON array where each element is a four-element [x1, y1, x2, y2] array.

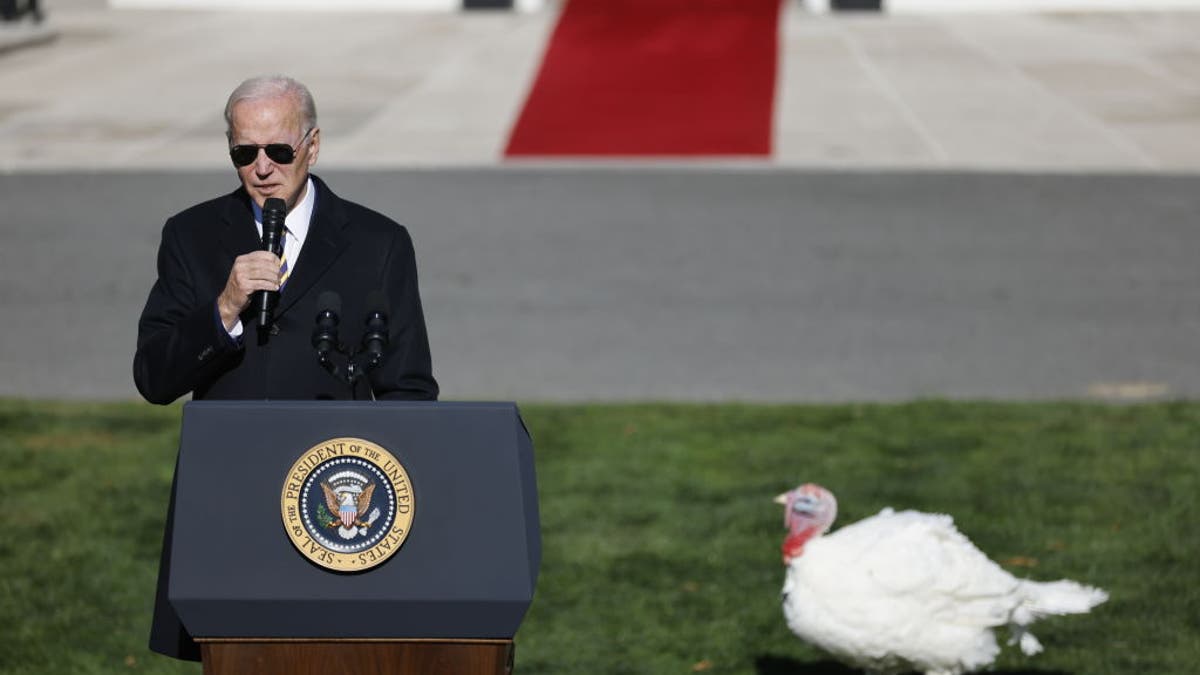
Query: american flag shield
[[340, 505, 357, 527]]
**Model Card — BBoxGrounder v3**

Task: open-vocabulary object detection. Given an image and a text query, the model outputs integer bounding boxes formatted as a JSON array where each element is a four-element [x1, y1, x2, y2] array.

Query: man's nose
[[254, 150, 274, 175]]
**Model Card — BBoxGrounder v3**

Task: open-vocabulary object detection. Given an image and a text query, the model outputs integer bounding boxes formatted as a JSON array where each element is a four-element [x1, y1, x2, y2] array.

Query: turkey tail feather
[[1024, 579, 1108, 618]]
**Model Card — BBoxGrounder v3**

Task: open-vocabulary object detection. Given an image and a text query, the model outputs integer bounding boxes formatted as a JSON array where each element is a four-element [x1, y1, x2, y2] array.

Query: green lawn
[[0, 400, 1196, 674]]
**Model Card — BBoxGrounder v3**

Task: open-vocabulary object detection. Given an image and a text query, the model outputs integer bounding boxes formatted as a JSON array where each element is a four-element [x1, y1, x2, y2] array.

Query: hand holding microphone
[[216, 197, 288, 331]]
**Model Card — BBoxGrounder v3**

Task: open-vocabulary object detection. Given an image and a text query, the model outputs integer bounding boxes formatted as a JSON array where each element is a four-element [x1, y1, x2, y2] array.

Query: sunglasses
[[229, 128, 314, 167]]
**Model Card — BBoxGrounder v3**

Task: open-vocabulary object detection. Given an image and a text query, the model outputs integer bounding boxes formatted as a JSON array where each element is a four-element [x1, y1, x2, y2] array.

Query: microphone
[[362, 290, 389, 368], [312, 290, 341, 359], [256, 197, 287, 329]]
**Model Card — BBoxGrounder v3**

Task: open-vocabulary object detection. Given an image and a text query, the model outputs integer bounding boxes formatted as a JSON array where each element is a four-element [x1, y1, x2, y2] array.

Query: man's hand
[[218, 251, 282, 330]]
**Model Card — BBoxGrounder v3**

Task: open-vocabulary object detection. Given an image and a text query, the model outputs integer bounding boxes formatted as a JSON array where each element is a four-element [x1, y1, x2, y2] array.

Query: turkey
[[775, 483, 1107, 675]]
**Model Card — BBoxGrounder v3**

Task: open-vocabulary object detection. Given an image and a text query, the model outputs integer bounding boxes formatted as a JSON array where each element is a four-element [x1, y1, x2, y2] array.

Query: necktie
[[278, 228, 291, 289]]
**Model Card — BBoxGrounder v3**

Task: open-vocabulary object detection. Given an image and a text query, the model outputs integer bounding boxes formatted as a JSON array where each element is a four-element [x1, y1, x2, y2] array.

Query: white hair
[[223, 75, 318, 140]]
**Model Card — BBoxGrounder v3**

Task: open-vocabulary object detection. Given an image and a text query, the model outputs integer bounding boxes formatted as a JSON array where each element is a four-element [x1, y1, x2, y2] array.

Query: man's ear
[[307, 127, 321, 167]]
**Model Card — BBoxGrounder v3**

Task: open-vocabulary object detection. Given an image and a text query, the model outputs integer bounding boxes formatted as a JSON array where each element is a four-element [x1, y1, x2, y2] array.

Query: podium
[[167, 401, 540, 675]]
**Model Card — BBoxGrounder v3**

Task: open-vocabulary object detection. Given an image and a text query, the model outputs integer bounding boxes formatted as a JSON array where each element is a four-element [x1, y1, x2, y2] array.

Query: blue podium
[[166, 401, 540, 675]]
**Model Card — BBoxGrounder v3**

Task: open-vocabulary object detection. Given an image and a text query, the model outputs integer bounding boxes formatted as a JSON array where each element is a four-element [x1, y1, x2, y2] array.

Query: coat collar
[[219, 174, 350, 320]]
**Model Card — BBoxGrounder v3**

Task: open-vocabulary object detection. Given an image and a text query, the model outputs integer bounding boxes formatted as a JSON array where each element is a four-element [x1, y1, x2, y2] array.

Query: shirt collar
[[251, 177, 316, 245]]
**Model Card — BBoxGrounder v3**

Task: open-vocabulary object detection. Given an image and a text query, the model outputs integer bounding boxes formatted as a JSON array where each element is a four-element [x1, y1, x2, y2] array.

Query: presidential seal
[[280, 437, 414, 572]]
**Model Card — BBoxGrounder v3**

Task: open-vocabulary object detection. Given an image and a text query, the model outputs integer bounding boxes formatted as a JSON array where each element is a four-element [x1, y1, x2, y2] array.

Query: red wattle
[[782, 526, 820, 564]]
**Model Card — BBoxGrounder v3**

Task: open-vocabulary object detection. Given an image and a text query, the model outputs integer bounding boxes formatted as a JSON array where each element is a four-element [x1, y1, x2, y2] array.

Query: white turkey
[[775, 483, 1107, 675]]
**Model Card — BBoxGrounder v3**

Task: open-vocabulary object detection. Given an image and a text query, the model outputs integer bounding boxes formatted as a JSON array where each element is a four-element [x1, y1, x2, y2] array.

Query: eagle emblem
[[320, 474, 382, 540], [281, 438, 414, 572]]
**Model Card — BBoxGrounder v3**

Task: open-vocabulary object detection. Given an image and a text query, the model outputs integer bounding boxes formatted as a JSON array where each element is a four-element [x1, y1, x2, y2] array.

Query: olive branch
[[315, 502, 335, 529]]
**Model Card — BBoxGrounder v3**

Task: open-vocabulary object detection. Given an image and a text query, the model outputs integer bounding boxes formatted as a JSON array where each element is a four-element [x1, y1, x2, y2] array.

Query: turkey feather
[[777, 484, 1107, 675]]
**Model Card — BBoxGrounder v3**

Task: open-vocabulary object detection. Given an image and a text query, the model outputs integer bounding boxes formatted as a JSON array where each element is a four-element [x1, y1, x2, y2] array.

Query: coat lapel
[[219, 189, 261, 259], [276, 176, 350, 318]]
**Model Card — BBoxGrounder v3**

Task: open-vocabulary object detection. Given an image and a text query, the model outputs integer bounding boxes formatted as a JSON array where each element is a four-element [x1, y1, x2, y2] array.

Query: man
[[135, 75, 437, 661]]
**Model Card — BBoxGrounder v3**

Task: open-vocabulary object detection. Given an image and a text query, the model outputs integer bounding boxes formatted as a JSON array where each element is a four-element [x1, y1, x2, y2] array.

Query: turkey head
[[774, 483, 838, 563]]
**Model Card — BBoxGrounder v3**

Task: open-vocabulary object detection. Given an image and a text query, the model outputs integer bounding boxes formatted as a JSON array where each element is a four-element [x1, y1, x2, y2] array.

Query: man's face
[[228, 95, 320, 211]]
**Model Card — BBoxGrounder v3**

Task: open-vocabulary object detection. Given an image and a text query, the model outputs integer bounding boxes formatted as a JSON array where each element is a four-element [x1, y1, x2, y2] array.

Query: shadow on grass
[[754, 656, 858, 674], [754, 655, 1073, 675]]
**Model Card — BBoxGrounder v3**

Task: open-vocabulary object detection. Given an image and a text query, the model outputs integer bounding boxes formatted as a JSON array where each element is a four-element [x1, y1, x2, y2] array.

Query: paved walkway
[[0, 16, 56, 55], [5, 168, 1197, 402], [0, 3, 1198, 171]]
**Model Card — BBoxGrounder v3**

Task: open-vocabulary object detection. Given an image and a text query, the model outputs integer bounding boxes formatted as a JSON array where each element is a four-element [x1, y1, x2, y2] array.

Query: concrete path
[[0, 4, 1198, 170], [3, 168, 1196, 402]]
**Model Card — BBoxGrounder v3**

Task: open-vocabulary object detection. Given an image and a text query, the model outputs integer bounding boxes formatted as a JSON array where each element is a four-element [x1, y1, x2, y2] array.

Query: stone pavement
[[0, 17, 56, 55], [6, 168, 1198, 403], [0, 2, 1198, 171]]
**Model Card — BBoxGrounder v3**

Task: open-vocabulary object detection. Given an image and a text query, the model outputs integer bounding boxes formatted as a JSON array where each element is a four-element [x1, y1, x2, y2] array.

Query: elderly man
[[135, 75, 437, 402], [136, 75, 438, 661]]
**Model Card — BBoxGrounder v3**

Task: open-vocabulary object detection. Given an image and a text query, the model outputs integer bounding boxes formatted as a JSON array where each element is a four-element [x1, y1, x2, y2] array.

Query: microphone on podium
[[362, 291, 389, 369], [312, 290, 342, 368], [310, 290, 390, 398]]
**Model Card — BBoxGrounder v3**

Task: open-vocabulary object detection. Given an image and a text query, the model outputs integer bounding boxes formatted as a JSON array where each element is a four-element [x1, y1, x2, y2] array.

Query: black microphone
[[256, 197, 287, 328], [312, 290, 341, 358], [362, 290, 389, 368]]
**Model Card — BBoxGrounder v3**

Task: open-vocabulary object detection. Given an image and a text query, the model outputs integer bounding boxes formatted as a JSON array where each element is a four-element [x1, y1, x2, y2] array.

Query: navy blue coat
[[135, 175, 438, 660]]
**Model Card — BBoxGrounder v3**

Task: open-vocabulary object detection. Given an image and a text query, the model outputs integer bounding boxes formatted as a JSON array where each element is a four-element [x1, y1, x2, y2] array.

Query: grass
[[0, 400, 1196, 674]]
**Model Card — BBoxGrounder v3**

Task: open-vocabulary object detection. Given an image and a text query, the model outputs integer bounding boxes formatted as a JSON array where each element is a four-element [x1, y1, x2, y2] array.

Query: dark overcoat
[[134, 175, 438, 660]]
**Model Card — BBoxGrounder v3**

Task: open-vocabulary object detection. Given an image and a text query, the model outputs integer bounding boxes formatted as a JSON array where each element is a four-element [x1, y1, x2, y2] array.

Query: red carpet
[[505, 0, 782, 158]]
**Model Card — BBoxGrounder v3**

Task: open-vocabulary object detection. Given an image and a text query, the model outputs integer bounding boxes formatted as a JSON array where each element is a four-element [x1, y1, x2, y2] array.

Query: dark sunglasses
[[229, 127, 314, 167]]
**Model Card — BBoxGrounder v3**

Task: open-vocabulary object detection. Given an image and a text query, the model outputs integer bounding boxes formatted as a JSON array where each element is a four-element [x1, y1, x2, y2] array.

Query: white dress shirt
[[226, 177, 316, 338]]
